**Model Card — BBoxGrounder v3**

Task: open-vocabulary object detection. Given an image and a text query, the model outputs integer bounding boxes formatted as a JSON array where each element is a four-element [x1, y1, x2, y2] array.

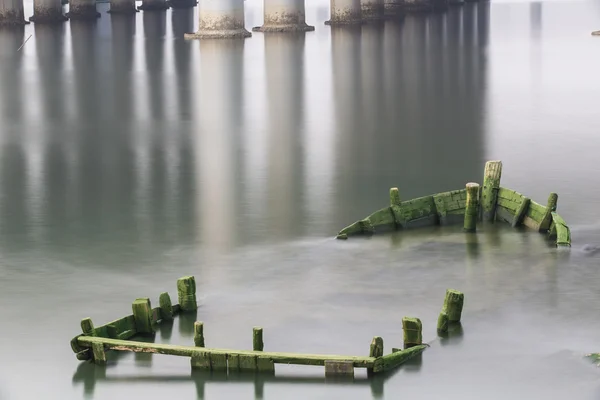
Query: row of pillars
[[0, 0, 480, 34]]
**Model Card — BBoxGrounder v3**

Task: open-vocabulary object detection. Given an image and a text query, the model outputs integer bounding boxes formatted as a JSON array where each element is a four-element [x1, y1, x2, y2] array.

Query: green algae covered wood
[[159, 292, 174, 321], [177, 276, 198, 312], [443, 289, 465, 322], [369, 336, 384, 358], [464, 183, 480, 232], [551, 212, 571, 247], [481, 160, 502, 221], [132, 298, 154, 334], [437, 311, 449, 334], [91, 342, 106, 365], [253, 327, 264, 351], [81, 318, 96, 337], [402, 317, 422, 349], [539, 193, 558, 231], [194, 321, 205, 347], [512, 197, 530, 228], [325, 360, 354, 376], [77, 336, 377, 368], [378, 345, 426, 372]]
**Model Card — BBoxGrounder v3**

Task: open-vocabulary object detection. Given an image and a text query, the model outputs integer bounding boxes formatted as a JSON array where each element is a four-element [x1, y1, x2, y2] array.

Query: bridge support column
[[384, 0, 405, 18], [185, 0, 250, 39], [30, 0, 67, 22], [405, 0, 448, 12], [325, 0, 362, 25], [253, 0, 314, 32], [0, 0, 27, 25], [138, 0, 168, 11], [361, 0, 384, 20], [67, 0, 100, 19], [168, 0, 196, 9], [108, 0, 137, 14]]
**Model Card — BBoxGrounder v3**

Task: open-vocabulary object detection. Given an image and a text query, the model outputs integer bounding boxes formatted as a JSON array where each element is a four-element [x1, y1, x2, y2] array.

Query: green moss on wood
[[482, 161, 502, 221], [551, 212, 571, 247], [191, 351, 210, 369], [132, 298, 154, 334], [512, 197, 530, 228], [443, 289, 464, 322], [378, 345, 426, 372], [369, 336, 384, 358], [91, 342, 106, 365], [211, 353, 228, 371], [159, 292, 173, 321], [253, 327, 264, 351], [228, 354, 240, 371], [437, 311, 449, 334], [239, 354, 258, 371], [464, 183, 480, 232], [402, 317, 422, 349], [81, 318, 96, 336], [194, 321, 205, 347], [539, 193, 558, 232], [257, 356, 275, 373], [177, 276, 198, 312], [390, 187, 401, 206]]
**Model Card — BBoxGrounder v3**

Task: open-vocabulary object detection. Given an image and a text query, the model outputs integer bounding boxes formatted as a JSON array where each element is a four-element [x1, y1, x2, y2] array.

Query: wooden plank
[[324, 360, 354, 377], [512, 197, 530, 228], [497, 197, 519, 212], [551, 212, 571, 247], [522, 216, 540, 230], [78, 337, 376, 368], [495, 206, 514, 224], [380, 345, 426, 372]]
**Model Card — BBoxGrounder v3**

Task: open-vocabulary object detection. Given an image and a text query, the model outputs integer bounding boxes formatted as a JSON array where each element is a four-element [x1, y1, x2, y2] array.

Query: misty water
[[1, 0, 600, 399]]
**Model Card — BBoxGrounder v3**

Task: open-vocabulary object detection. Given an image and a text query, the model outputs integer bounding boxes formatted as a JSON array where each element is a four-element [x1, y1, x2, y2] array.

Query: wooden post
[[390, 187, 401, 206], [437, 311, 449, 334], [177, 276, 198, 312], [325, 360, 354, 377], [253, 327, 264, 351], [464, 183, 480, 232], [539, 193, 558, 232], [512, 197, 530, 228], [81, 318, 97, 337], [91, 342, 106, 365], [402, 317, 422, 349], [257, 356, 275, 373], [159, 292, 173, 321], [132, 298, 154, 334], [369, 336, 384, 358], [194, 322, 205, 347], [481, 160, 502, 221], [443, 289, 465, 323]]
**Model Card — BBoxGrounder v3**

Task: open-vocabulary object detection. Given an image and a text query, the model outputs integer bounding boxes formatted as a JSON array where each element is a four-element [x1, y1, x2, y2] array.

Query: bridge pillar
[[361, 0, 384, 20], [185, 0, 250, 39], [107, 0, 137, 14], [253, 0, 314, 32], [29, 0, 67, 22], [0, 0, 27, 24], [405, 0, 448, 12], [384, 0, 405, 18], [67, 0, 100, 19], [138, 0, 168, 11], [325, 0, 362, 25]]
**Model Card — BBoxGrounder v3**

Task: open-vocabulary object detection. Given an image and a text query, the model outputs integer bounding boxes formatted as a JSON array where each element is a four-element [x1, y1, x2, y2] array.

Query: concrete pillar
[[67, 0, 100, 19], [384, 0, 405, 18], [0, 0, 27, 25], [361, 0, 384, 20], [108, 0, 137, 14], [138, 0, 168, 11], [405, 0, 448, 12], [253, 0, 314, 32], [185, 0, 250, 39], [325, 0, 362, 25], [29, 0, 67, 22], [168, 0, 196, 9]]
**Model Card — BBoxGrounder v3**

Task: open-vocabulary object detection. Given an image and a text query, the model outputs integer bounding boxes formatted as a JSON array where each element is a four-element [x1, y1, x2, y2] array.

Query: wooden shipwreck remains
[[70, 276, 428, 377], [336, 161, 571, 247]]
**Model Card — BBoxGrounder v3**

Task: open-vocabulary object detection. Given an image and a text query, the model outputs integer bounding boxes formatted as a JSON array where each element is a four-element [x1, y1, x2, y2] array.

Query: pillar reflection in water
[[194, 40, 244, 252], [264, 33, 306, 240]]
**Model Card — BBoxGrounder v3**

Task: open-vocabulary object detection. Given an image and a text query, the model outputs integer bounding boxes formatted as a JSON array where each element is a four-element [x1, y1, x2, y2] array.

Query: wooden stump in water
[[159, 292, 173, 321], [437, 311, 449, 334], [481, 160, 502, 221], [402, 318, 422, 349], [444, 289, 465, 323], [177, 276, 198, 312], [464, 183, 480, 232], [132, 298, 154, 334], [390, 187, 401, 206], [369, 336, 384, 358], [194, 321, 205, 347], [81, 318, 96, 336], [253, 327, 264, 351]]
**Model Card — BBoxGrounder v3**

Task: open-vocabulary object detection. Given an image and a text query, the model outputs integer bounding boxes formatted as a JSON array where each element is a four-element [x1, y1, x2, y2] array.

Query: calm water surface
[[1, 0, 600, 399]]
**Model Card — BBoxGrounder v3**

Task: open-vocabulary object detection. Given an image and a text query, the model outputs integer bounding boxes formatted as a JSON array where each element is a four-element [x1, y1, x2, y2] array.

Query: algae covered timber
[[336, 160, 571, 248]]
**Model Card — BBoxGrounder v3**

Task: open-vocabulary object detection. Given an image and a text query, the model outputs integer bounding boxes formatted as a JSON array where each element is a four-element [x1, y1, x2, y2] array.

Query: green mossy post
[[159, 292, 173, 321], [253, 327, 264, 351], [325, 360, 354, 376], [177, 276, 197, 312], [402, 317, 422, 349], [481, 160, 502, 221], [512, 197, 530, 228], [390, 187, 401, 206], [257, 356, 275, 373], [539, 193, 558, 232], [437, 311, 449, 334], [194, 322, 205, 347], [91, 342, 106, 365], [369, 336, 384, 358], [81, 318, 97, 337], [444, 289, 465, 322], [211, 353, 228, 371], [464, 183, 480, 232], [132, 298, 154, 334]]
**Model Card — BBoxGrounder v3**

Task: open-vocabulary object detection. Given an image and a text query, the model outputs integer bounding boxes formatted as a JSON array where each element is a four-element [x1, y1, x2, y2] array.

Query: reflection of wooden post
[[464, 183, 480, 232], [132, 298, 154, 334], [194, 321, 205, 347], [402, 317, 422, 349], [253, 327, 264, 351], [539, 193, 558, 232], [177, 276, 198, 312], [159, 292, 173, 321], [481, 161, 502, 221]]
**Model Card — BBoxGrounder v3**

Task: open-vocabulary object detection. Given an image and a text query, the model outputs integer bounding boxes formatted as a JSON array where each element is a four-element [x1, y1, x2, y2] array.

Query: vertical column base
[[325, 19, 363, 25], [184, 29, 251, 39], [405, 0, 448, 12], [167, 0, 197, 8], [137, 1, 169, 11], [0, 11, 29, 25], [67, 6, 101, 19], [252, 24, 315, 32], [384, 1, 405, 18], [362, 3, 385, 20], [29, 11, 68, 23], [107, 1, 138, 14]]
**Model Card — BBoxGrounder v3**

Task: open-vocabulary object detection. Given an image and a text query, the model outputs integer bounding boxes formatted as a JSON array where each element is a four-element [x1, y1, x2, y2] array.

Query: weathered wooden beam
[[132, 298, 154, 334], [81, 318, 96, 337], [443, 289, 465, 323], [512, 197, 530, 228], [324, 360, 354, 377], [77, 337, 376, 368], [92, 342, 106, 365], [390, 187, 401, 207], [378, 345, 426, 372], [402, 317, 422, 349], [481, 160, 502, 221], [253, 327, 264, 352], [194, 322, 205, 347], [464, 183, 480, 232], [551, 212, 571, 247], [159, 292, 174, 321], [437, 311, 449, 334], [177, 276, 198, 312], [539, 193, 558, 232]]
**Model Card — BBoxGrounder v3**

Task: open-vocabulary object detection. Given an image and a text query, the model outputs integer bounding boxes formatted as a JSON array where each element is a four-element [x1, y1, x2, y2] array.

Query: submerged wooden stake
[[253, 327, 264, 351], [132, 298, 154, 334], [464, 183, 480, 232], [437, 311, 449, 334], [444, 289, 465, 323], [402, 318, 422, 349], [159, 292, 173, 321], [390, 187, 401, 207], [369, 336, 384, 358], [539, 193, 558, 232], [81, 318, 97, 337], [194, 322, 205, 348], [481, 161, 502, 221], [512, 197, 530, 228], [177, 276, 198, 312], [91, 342, 106, 365]]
